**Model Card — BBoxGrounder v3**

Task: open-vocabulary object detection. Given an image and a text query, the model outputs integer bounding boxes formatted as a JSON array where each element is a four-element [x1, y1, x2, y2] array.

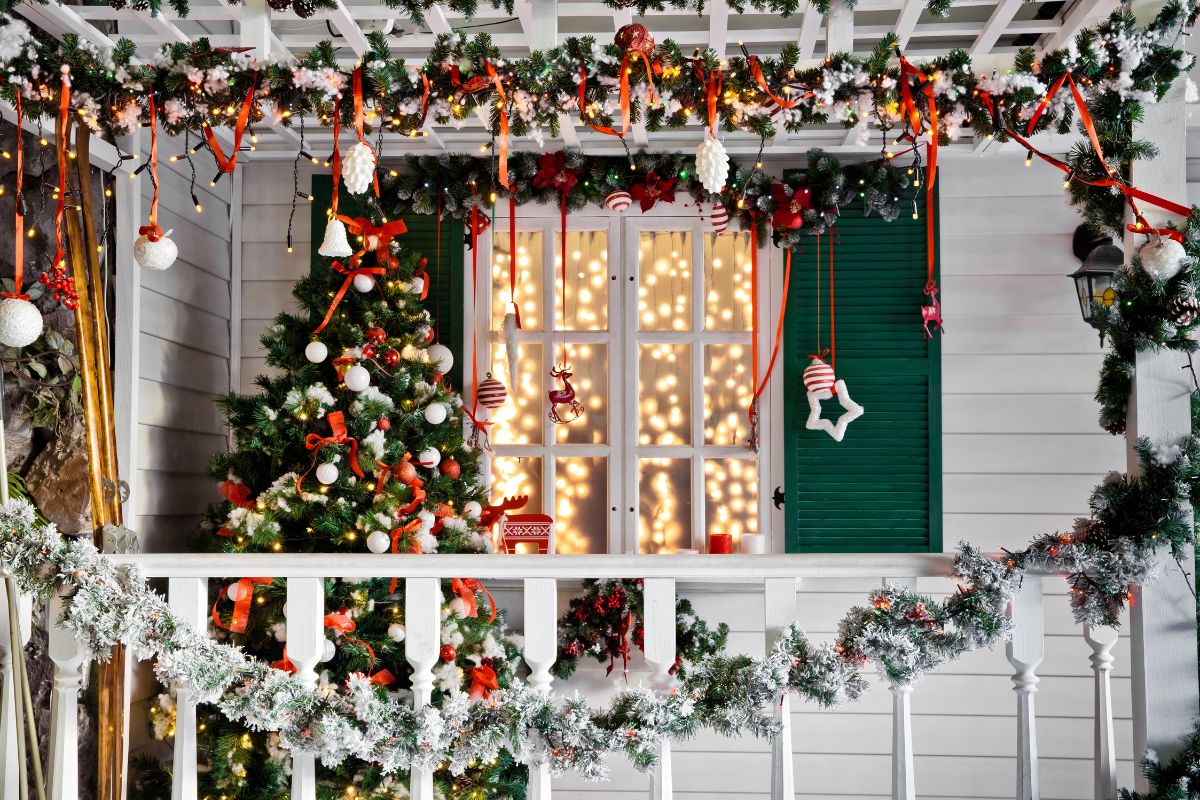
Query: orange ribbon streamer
[[137, 95, 166, 243], [270, 646, 296, 674], [352, 67, 381, 198], [387, 518, 423, 592], [297, 410, 364, 493], [6, 93, 21, 301], [747, 56, 810, 109], [467, 664, 498, 702], [483, 59, 510, 189], [326, 608, 392, 681], [451, 578, 497, 623], [212, 577, 272, 634], [215, 480, 254, 537], [706, 70, 722, 132], [899, 56, 938, 299], [578, 53, 658, 139], [202, 71, 257, 178], [313, 261, 387, 333], [50, 72, 70, 272]]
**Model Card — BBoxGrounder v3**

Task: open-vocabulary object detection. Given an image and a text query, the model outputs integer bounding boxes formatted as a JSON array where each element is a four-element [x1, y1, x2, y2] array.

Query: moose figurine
[[478, 495, 554, 553], [547, 365, 585, 424]]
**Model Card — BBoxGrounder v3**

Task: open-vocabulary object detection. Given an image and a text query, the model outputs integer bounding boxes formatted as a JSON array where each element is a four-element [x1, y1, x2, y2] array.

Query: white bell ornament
[[305, 341, 328, 363], [344, 364, 371, 392], [0, 297, 43, 347], [419, 447, 441, 468], [367, 530, 391, 554], [341, 141, 377, 195], [424, 402, 448, 424], [134, 228, 178, 271], [353, 273, 375, 293], [427, 343, 454, 372], [318, 217, 354, 258], [316, 463, 339, 484], [696, 128, 729, 194]]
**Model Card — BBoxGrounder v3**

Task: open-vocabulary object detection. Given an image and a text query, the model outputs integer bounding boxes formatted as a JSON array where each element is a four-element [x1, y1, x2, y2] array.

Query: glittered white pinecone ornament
[[696, 128, 729, 194], [1138, 236, 1188, 281], [0, 297, 42, 347], [341, 142, 376, 196], [318, 217, 353, 258], [134, 229, 177, 271]]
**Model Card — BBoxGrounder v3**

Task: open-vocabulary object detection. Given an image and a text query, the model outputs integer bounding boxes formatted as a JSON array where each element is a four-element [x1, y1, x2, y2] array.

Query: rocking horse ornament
[[922, 281, 945, 339], [547, 365, 585, 424]]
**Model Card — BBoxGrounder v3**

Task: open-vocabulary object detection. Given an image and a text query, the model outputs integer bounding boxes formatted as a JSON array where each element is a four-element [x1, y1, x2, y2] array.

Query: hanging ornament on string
[[318, 95, 354, 259], [478, 373, 508, 411], [341, 67, 380, 196], [548, 366, 585, 424], [605, 191, 632, 213], [135, 96, 178, 271], [803, 232, 863, 441], [696, 128, 729, 195], [1138, 234, 1188, 281], [614, 23, 654, 53], [0, 93, 40, 347], [305, 341, 328, 363], [502, 198, 522, 391], [708, 201, 729, 235]]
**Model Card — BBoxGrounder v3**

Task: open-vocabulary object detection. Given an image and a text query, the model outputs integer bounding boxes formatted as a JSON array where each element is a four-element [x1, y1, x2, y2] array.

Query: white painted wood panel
[[242, 242, 310, 280], [941, 233, 1076, 276], [242, 280, 301, 318], [141, 260, 232, 320], [140, 334, 230, 394], [140, 289, 231, 358], [944, 394, 1111, 433], [242, 203, 304, 242], [137, 380, 227, 436], [137, 425, 227, 474]]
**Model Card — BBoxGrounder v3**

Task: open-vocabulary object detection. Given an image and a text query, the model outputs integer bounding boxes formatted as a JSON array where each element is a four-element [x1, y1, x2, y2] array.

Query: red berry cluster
[[565, 639, 584, 657], [39, 270, 79, 310]]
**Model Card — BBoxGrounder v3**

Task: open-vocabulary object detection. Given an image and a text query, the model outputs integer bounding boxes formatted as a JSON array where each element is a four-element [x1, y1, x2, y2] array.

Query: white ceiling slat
[[1043, 0, 1118, 51], [708, 0, 730, 57], [328, 0, 372, 56], [797, 4, 822, 59], [892, 0, 924, 50], [425, 4, 453, 35], [135, 9, 192, 43], [969, 0, 1022, 55], [14, 2, 114, 47]]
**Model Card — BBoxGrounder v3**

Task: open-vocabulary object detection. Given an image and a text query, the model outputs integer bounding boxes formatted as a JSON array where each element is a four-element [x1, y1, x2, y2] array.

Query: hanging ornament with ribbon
[[0, 91, 42, 347], [897, 53, 941, 334], [803, 231, 863, 442], [134, 96, 178, 271], [319, 96, 354, 259], [341, 67, 379, 196], [695, 69, 729, 194]]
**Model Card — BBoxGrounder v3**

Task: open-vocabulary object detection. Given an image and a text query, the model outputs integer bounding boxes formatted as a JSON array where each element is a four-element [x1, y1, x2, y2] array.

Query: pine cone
[[109, 0, 127, 9], [1166, 294, 1199, 325], [1102, 418, 1126, 436], [292, 0, 316, 17], [267, 0, 291, 9]]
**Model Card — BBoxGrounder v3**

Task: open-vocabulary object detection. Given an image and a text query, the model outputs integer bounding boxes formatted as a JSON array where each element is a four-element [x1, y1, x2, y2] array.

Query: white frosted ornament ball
[[367, 530, 391, 554], [447, 597, 467, 617], [427, 343, 454, 372], [316, 462, 338, 485], [1139, 237, 1188, 281], [409, 275, 425, 296], [344, 364, 371, 392], [424, 402, 448, 424], [0, 298, 42, 347], [353, 273, 375, 293], [134, 230, 178, 271], [419, 447, 441, 468], [320, 638, 336, 662], [463, 500, 482, 518], [341, 141, 377, 196], [305, 341, 328, 363], [387, 623, 406, 643]]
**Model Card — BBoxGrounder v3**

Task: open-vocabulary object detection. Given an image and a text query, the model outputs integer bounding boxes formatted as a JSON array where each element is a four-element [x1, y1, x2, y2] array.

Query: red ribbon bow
[[212, 577, 272, 634], [387, 518, 424, 592], [297, 411, 364, 493], [451, 578, 497, 623], [336, 217, 408, 269], [314, 261, 389, 334], [271, 646, 296, 674], [215, 480, 254, 537], [467, 664, 498, 702]]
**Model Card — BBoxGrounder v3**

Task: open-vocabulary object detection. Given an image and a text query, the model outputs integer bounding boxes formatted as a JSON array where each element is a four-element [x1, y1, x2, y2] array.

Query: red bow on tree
[[452, 577, 497, 623], [337, 216, 408, 268], [630, 172, 676, 213], [467, 663, 499, 702], [215, 480, 254, 537], [771, 183, 812, 230], [296, 411, 364, 494], [271, 646, 296, 674], [532, 152, 581, 193]]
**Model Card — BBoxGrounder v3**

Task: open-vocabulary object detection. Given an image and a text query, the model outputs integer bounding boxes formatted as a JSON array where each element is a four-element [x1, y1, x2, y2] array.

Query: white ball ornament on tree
[[696, 128, 729, 194], [1138, 236, 1188, 281], [344, 364, 371, 392], [320, 638, 337, 662], [387, 623, 406, 643], [318, 217, 354, 258], [316, 462, 339, 485], [352, 273, 375, 293], [419, 447, 441, 468], [367, 530, 391, 554], [305, 341, 328, 363], [409, 275, 426, 296], [424, 402, 448, 424], [341, 141, 377, 196], [134, 229, 178, 271], [0, 298, 43, 347], [463, 500, 482, 518], [427, 343, 454, 372]]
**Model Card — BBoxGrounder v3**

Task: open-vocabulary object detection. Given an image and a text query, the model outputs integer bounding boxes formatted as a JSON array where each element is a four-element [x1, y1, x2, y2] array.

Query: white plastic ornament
[[367, 530, 391, 553], [605, 190, 632, 213], [424, 402, 448, 424], [305, 341, 328, 363], [696, 128, 729, 194], [344, 364, 371, 392], [387, 623, 406, 643], [447, 597, 467, 617], [0, 298, 42, 347], [463, 500, 482, 518], [318, 217, 354, 258], [409, 275, 425, 296], [427, 343, 454, 372], [353, 273, 375, 293], [134, 229, 178, 270], [419, 447, 441, 468], [1138, 237, 1187, 281], [320, 638, 336, 662], [341, 141, 377, 196], [282, 602, 288, 618], [316, 463, 339, 484]]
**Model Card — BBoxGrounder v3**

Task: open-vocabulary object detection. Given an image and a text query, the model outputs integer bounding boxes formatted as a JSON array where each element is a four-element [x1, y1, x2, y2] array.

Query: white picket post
[[764, 578, 798, 800], [643, 578, 675, 800], [0, 583, 19, 799], [287, 577, 325, 800], [169, 578, 207, 800], [1085, 624, 1119, 800], [47, 594, 85, 800], [524, 578, 557, 800], [884, 578, 916, 800], [1007, 576, 1044, 800], [407, 577, 442, 800]]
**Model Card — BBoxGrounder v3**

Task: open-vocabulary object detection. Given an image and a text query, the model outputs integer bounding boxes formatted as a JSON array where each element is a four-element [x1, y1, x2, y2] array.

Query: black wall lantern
[[1070, 225, 1123, 345]]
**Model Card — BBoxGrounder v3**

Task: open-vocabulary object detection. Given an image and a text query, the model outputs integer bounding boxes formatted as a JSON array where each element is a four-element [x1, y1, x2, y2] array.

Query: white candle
[[740, 534, 766, 555]]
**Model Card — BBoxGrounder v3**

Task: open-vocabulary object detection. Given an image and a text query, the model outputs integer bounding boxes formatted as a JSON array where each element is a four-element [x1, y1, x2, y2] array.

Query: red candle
[[709, 533, 733, 554]]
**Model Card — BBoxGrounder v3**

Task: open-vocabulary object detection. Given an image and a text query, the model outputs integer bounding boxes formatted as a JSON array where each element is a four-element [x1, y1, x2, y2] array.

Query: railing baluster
[[0, 585, 30, 798], [406, 577, 441, 800], [168, 578, 206, 800], [48, 594, 84, 800], [643, 577, 675, 800], [884, 578, 916, 800], [524, 578, 557, 800], [287, 577, 325, 800], [764, 578, 798, 800], [1007, 575, 1044, 800], [1085, 624, 1118, 800]]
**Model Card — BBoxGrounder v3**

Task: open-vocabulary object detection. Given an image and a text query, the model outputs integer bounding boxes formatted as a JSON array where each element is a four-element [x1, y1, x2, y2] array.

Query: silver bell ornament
[[0, 297, 42, 347], [695, 128, 729, 195], [134, 228, 178, 271], [341, 142, 376, 196], [1138, 236, 1188, 281], [318, 217, 354, 258]]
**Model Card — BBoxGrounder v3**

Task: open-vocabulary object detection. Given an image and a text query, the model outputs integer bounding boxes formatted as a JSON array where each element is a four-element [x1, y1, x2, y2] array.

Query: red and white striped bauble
[[605, 190, 632, 213], [762, 97, 783, 127], [803, 357, 836, 400], [708, 202, 729, 236], [477, 375, 508, 409]]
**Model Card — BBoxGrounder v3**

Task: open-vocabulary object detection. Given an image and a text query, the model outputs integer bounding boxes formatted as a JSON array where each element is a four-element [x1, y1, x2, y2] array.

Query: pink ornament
[[605, 190, 632, 213], [922, 283, 944, 339], [803, 357, 836, 400]]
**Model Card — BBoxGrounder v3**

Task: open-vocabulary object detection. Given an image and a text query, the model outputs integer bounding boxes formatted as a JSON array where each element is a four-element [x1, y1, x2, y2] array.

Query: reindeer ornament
[[547, 365, 585, 424]]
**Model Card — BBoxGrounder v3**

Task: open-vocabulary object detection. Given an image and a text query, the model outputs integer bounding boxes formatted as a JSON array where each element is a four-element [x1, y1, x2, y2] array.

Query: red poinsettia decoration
[[771, 183, 812, 229], [630, 171, 677, 212], [532, 151, 582, 193]]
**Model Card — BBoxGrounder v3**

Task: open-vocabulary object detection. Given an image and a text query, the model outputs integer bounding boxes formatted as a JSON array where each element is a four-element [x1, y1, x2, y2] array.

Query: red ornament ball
[[383, 348, 401, 367], [439, 459, 461, 479], [377, 417, 391, 432], [615, 23, 654, 54], [393, 461, 417, 484], [365, 327, 387, 344], [440, 644, 457, 663]]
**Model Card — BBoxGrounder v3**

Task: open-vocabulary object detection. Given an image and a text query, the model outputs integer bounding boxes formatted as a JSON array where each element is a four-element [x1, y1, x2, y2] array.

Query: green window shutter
[[311, 174, 464, 389], [783, 183, 941, 553]]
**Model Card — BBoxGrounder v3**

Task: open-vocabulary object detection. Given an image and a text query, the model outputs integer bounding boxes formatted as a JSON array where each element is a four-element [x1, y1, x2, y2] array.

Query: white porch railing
[[0, 552, 1156, 800]]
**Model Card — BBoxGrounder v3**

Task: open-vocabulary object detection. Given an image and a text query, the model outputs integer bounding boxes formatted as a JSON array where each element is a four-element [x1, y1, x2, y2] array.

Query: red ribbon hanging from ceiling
[[137, 95, 165, 242], [201, 71, 258, 181], [483, 59, 510, 189], [747, 56, 811, 109], [898, 55, 939, 323], [578, 53, 658, 139], [50, 70, 70, 272], [6, 93, 22, 301]]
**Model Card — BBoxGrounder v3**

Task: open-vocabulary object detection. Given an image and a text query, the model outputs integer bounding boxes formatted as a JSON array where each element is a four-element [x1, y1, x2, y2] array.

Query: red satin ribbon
[[706, 70, 722, 132], [137, 95, 165, 244], [352, 67, 381, 198], [297, 410, 364, 493], [899, 56, 938, 302], [330, 96, 341, 217], [388, 518, 423, 592], [334, 216, 408, 269], [313, 261, 387, 333], [451, 578, 497, 623], [467, 664, 498, 701], [747, 56, 810, 109], [50, 72, 70, 272], [325, 609, 391, 681], [270, 646, 296, 674], [215, 479, 254, 537], [579, 54, 656, 139], [212, 577, 272, 634], [6, 93, 21, 301], [202, 71, 257, 177], [414, 258, 430, 300], [484, 59, 510, 189], [752, 240, 791, 403]]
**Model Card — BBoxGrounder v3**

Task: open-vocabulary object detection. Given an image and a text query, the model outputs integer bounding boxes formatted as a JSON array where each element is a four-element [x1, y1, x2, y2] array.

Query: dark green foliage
[[1119, 725, 1200, 799]]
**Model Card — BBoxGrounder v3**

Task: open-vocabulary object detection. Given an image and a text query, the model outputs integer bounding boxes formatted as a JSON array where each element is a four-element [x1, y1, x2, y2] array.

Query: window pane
[[555, 457, 608, 554], [639, 343, 691, 446], [639, 457, 691, 553], [490, 341, 543, 445], [492, 231, 544, 332], [704, 344, 751, 446], [705, 459, 758, 551], [553, 343, 608, 445], [491, 456, 543, 553], [704, 231, 754, 331], [638, 231, 692, 331], [554, 230, 608, 331]]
